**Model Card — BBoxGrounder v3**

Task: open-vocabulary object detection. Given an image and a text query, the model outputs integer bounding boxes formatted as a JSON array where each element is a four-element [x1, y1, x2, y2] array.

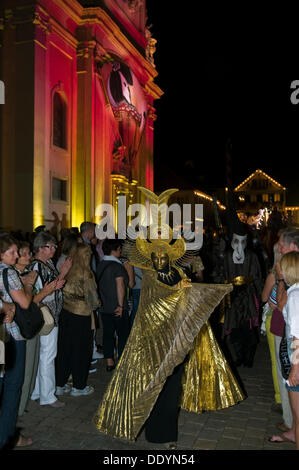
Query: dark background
[[146, 5, 299, 204]]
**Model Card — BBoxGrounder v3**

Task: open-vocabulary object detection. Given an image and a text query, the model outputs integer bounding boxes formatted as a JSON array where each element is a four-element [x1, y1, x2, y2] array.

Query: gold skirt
[[181, 322, 244, 412]]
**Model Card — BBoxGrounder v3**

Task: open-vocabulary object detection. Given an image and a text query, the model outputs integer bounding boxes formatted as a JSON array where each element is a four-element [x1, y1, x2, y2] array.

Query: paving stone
[[204, 418, 227, 429], [247, 418, 269, 429], [216, 438, 241, 450], [197, 428, 224, 441], [177, 433, 198, 448], [243, 428, 266, 439], [222, 427, 244, 439], [226, 417, 248, 428], [193, 439, 217, 450], [241, 436, 264, 448], [179, 421, 205, 434]]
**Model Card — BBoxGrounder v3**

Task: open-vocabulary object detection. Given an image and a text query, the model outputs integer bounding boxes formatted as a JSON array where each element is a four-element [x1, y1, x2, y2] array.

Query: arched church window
[[53, 92, 67, 149]]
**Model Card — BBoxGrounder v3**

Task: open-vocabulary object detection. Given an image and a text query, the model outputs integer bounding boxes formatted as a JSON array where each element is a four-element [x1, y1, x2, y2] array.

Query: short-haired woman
[[0, 235, 37, 448], [29, 232, 72, 408]]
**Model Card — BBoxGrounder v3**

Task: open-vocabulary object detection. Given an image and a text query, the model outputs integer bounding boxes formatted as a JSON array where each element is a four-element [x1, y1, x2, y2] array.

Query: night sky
[[146, 5, 299, 205]]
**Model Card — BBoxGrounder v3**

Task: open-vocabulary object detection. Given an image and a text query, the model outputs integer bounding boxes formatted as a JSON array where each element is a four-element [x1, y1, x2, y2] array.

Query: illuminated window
[[52, 177, 67, 202], [274, 193, 281, 202], [262, 194, 269, 202], [53, 92, 67, 149]]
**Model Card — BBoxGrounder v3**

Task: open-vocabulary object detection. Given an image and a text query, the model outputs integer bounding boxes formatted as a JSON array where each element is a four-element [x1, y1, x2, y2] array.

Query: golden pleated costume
[[93, 270, 245, 441], [181, 322, 245, 412]]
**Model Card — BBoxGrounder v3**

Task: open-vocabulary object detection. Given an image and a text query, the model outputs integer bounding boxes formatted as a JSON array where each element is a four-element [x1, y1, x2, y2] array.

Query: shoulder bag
[[32, 261, 55, 336], [2, 268, 44, 340], [279, 326, 292, 380]]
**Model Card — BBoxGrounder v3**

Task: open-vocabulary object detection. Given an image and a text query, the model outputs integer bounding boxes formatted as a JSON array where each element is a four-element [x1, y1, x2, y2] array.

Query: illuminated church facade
[[0, 0, 162, 233]]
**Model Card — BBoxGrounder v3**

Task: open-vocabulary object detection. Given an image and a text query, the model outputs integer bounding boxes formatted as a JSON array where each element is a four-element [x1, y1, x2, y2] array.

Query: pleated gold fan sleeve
[[93, 272, 234, 441], [180, 322, 245, 412]]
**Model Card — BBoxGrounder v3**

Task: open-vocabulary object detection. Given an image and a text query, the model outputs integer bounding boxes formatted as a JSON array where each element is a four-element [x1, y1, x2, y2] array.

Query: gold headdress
[[123, 187, 197, 271]]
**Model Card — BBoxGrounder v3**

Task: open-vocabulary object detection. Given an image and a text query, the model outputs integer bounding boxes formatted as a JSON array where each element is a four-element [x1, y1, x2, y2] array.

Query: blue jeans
[[286, 382, 299, 392], [0, 337, 26, 449]]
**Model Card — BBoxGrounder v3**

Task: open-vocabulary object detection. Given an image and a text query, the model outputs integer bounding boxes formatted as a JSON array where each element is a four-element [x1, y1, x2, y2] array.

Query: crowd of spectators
[[0, 222, 132, 449], [1, 210, 299, 448]]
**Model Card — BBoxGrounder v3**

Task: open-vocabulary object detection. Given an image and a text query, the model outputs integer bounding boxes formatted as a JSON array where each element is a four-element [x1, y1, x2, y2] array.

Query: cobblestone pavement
[[14, 334, 295, 452]]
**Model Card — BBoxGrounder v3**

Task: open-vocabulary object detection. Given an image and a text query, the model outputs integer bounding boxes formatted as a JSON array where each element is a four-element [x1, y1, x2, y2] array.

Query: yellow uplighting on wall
[[33, 212, 44, 231], [33, 190, 44, 230], [70, 208, 82, 230]]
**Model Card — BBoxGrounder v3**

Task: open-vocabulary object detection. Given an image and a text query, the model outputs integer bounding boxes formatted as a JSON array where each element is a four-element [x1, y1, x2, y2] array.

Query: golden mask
[[123, 187, 186, 272]]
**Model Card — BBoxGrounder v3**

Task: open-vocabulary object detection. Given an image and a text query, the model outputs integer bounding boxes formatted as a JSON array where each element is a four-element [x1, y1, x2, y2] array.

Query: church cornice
[[80, 7, 159, 86], [51, 0, 162, 97], [0, 0, 162, 99]]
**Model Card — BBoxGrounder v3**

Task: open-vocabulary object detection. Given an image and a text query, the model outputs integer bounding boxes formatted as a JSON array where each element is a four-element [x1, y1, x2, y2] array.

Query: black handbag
[[2, 268, 45, 340], [279, 326, 292, 380]]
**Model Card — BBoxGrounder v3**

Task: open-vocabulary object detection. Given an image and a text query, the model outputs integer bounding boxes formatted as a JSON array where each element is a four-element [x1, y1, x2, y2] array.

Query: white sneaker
[[55, 384, 71, 396], [92, 351, 104, 359], [70, 385, 94, 396]]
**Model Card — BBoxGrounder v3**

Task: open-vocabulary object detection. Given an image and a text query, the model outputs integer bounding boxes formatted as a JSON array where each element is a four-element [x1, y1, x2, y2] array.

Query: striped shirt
[[0, 263, 24, 341], [269, 280, 290, 306]]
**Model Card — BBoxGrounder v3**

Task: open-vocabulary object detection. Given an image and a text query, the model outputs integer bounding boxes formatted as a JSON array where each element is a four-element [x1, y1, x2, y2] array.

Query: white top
[[283, 283, 299, 341]]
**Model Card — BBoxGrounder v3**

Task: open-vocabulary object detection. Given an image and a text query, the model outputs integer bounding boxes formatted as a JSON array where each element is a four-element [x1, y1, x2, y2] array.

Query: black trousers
[[100, 311, 130, 360], [145, 361, 185, 443], [56, 309, 92, 390], [230, 321, 259, 367]]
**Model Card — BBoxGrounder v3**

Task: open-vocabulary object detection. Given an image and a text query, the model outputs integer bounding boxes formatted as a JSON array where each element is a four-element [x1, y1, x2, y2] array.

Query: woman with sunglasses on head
[[15, 241, 66, 416], [29, 232, 72, 408]]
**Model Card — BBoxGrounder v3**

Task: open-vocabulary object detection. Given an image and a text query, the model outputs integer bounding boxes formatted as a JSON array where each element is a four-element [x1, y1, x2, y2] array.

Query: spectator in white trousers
[[29, 232, 71, 408]]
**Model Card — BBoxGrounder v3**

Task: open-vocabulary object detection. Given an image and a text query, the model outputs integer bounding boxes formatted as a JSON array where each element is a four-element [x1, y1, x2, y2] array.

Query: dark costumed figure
[[222, 190, 262, 367], [93, 188, 244, 447]]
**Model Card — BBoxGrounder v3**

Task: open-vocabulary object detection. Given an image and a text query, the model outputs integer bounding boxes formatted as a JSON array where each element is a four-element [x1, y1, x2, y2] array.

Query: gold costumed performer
[[93, 188, 245, 447]]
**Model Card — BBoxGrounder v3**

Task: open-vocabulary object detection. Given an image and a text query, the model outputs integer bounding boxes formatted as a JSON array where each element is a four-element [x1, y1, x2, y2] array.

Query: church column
[[0, 6, 38, 231], [33, 9, 50, 230], [73, 35, 96, 226]]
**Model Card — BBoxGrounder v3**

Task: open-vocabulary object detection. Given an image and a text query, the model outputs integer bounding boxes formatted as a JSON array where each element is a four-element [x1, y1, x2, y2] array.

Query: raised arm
[[33, 279, 65, 305], [261, 271, 275, 303], [123, 261, 135, 289], [114, 276, 125, 317], [10, 271, 37, 309], [275, 262, 288, 312]]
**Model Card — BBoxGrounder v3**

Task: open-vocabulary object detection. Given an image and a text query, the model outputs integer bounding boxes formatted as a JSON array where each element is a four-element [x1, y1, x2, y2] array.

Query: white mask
[[231, 233, 247, 264]]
